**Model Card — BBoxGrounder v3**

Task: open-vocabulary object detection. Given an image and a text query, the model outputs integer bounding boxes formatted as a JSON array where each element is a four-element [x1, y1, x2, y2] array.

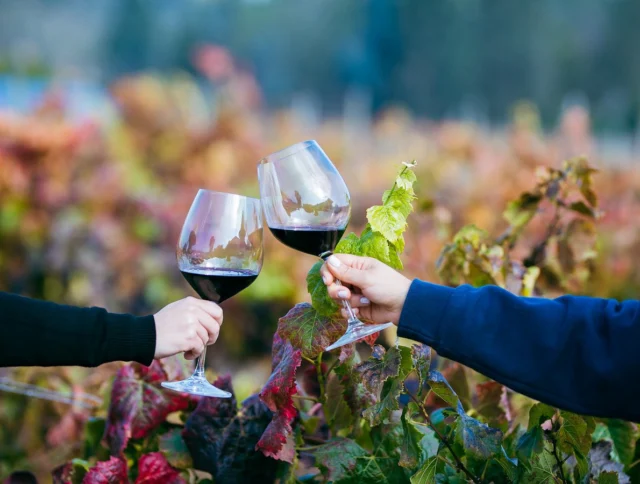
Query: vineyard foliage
[[49, 160, 639, 483]]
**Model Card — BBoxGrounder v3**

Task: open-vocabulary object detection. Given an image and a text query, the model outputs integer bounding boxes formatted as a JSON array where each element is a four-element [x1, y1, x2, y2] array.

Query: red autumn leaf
[[277, 303, 345, 359], [83, 457, 129, 484], [257, 334, 302, 462], [256, 412, 297, 463], [159, 354, 193, 382], [182, 376, 279, 482], [47, 407, 88, 447], [134, 452, 186, 484], [52, 463, 73, 484], [362, 331, 380, 348], [338, 343, 355, 363], [104, 360, 191, 454]]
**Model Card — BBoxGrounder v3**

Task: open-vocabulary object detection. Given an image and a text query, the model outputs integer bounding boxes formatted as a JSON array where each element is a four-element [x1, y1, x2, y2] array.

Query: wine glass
[[257, 140, 393, 351], [161, 190, 263, 398]]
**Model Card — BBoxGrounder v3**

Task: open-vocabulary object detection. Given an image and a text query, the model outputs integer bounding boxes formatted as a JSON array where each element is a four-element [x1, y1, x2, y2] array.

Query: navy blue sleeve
[[397, 280, 640, 422]]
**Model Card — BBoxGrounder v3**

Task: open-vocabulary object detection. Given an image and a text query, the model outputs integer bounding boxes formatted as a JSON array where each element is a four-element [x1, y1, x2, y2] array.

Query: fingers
[[324, 255, 372, 288], [319, 263, 335, 285], [187, 297, 223, 323]]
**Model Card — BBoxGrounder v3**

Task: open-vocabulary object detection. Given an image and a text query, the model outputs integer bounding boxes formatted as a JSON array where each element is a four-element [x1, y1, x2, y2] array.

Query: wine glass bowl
[[258, 140, 393, 351], [161, 190, 263, 398]]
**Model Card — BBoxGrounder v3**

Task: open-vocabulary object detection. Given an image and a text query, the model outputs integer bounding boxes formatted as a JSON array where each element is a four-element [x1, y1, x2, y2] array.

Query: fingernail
[[322, 275, 329, 284], [360, 297, 370, 305], [338, 290, 349, 299], [328, 255, 341, 268]]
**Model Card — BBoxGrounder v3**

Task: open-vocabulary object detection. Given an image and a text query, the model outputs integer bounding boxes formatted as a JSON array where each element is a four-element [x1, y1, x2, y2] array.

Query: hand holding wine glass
[[257, 140, 394, 351], [161, 190, 263, 398]]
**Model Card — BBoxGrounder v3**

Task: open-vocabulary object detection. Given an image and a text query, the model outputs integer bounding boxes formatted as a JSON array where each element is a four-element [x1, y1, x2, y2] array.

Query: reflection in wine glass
[[161, 190, 263, 398], [258, 140, 393, 351]]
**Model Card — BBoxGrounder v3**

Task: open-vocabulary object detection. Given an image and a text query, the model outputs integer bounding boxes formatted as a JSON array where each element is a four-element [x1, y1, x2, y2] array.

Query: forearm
[[0, 292, 156, 367], [398, 280, 640, 422]]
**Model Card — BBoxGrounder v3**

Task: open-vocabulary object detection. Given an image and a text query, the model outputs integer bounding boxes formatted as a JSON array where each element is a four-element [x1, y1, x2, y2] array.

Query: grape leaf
[[589, 441, 629, 483], [456, 414, 503, 460], [410, 456, 438, 484], [334, 232, 361, 255], [257, 334, 302, 462], [598, 471, 620, 484], [52, 459, 90, 484], [527, 403, 556, 430], [362, 346, 413, 426], [603, 419, 637, 466], [158, 429, 192, 470], [314, 438, 369, 482], [83, 457, 129, 484], [307, 260, 340, 317], [426, 370, 463, 412], [277, 302, 345, 359], [557, 411, 594, 456], [382, 187, 415, 219], [362, 330, 381, 348], [182, 376, 279, 482], [411, 344, 431, 390], [134, 452, 185, 484], [104, 360, 191, 455], [354, 345, 402, 394], [256, 413, 297, 463], [474, 381, 508, 429], [334, 360, 376, 416], [503, 192, 542, 229], [516, 426, 545, 462], [399, 406, 423, 468], [325, 374, 353, 431], [366, 205, 406, 245]]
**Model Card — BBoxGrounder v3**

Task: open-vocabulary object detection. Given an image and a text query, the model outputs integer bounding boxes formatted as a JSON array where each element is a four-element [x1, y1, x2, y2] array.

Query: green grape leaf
[[313, 438, 369, 482], [516, 426, 545, 462], [527, 403, 556, 431], [307, 261, 340, 317], [334, 359, 376, 417], [396, 164, 418, 190], [557, 411, 594, 456], [569, 201, 596, 218], [426, 370, 463, 412], [604, 419, 638, 466], [598, 471, 620, 484], [334, 232, 361, 255], [325, 374, 354, 432], [456, 414, 503, 460], [382, 187, 415, 219], [410, 456, 438, 484], [411, 344, 431, 390], [366, 205, 406, 245], [277, 303, 345, 359], [503, 192, 542, 229], [158, 428, 192, 470], [399, 406, 423, 469]]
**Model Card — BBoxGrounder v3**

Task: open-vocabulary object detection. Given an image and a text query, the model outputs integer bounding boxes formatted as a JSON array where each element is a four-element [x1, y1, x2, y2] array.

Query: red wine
[[180, 268, 258, 303], [269, 226, 345, 256]]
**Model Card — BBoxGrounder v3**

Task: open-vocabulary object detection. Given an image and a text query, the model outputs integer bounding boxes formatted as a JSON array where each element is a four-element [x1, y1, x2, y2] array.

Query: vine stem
[[409, 393, 481, 484], [316, 354, 326, 404], [324, 358, 339, 378], [549, 435, 568, 484]]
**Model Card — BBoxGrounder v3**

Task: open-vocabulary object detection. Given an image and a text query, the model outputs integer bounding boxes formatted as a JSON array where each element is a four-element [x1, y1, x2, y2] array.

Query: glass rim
[[196, 188, 261, 204], [258, 140, 318, 166]]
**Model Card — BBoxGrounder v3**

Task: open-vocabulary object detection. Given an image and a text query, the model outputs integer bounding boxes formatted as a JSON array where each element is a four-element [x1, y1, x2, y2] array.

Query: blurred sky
[[1, 0, 640, 131]]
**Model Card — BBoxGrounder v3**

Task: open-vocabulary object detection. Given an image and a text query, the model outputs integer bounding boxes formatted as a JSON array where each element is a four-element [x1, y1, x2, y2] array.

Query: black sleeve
[[397, 279, 640, 422], [0, 292, 156, 367]]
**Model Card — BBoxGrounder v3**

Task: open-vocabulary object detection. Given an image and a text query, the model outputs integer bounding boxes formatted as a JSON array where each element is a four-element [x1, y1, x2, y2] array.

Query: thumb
[[326, 254, 371, 287]]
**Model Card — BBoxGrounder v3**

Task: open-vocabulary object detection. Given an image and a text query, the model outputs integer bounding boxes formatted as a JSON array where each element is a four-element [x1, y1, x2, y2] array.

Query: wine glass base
[[161, 375, 232, 398], [325, 321, 394, 351]]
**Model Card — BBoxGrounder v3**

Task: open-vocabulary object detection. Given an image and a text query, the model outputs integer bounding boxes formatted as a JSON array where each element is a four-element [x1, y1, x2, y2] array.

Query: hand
[[153, 297, 223, 360], [320, 254, 411, 325]]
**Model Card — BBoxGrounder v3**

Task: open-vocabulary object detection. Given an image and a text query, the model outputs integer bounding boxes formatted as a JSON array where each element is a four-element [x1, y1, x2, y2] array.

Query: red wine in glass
[[268, 226, 345, 257], [180, 268, 259, 303], [258, 140, 393, 351], [161, 190, 263, 398]]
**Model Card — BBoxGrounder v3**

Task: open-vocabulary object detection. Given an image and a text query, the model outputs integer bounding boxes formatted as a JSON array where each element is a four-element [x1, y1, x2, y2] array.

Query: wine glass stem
[[339, 286, 359, 323], [194, 349, 207, 377]]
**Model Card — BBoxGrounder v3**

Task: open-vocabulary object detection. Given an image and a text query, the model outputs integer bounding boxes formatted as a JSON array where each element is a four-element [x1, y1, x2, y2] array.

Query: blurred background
[[2, 0, 640, 479]]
